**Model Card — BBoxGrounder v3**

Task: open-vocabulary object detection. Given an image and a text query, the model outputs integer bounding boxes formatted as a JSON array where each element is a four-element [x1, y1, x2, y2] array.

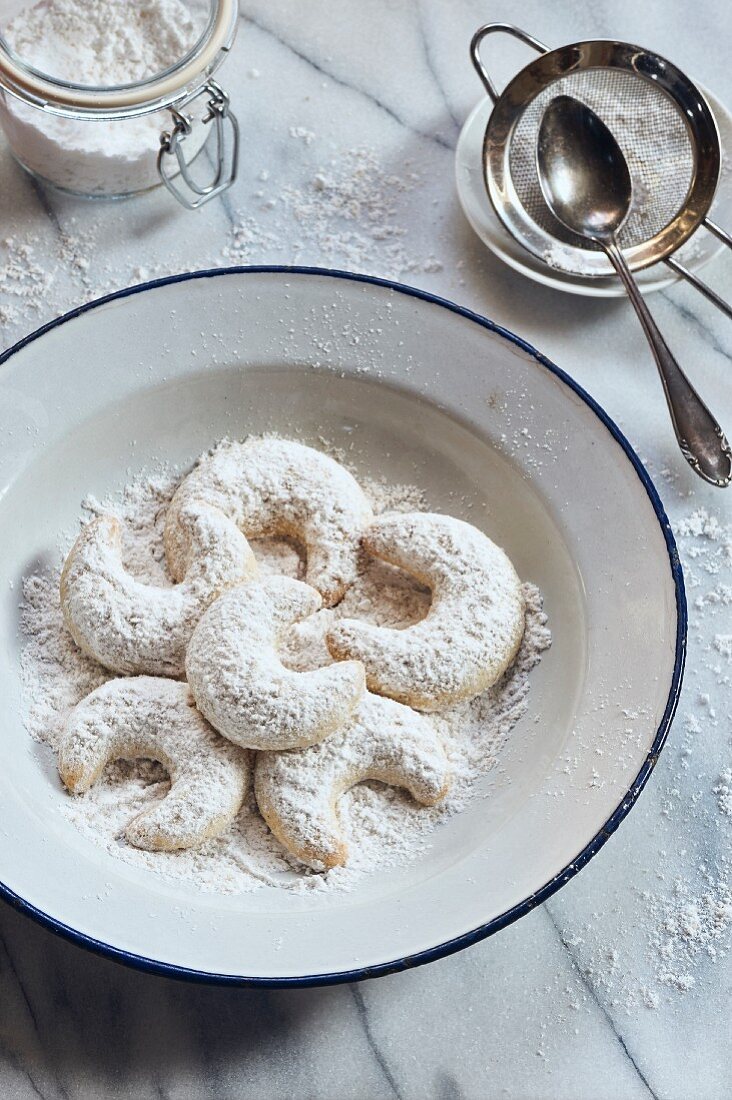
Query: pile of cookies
[[58, 439, 526, 870]]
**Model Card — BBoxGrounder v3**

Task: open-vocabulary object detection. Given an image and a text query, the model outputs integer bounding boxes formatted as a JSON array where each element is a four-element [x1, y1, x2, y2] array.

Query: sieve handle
[[704, 218, 732, 251], [665, 257, 732, 322], [664, 219, 732, 322], [470, 24, 549, 103], [605, 238, 731, 487]]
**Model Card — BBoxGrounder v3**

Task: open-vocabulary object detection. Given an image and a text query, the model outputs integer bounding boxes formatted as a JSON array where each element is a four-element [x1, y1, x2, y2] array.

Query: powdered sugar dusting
[[19, 449, 550, 894], [164, 438, 373, 605], [59, 504, 255, 676], [543, 498, 732, 1013], [255, 690, 450, 869], [327, 512, 526, 711], [185, 576, 365, 751], [223, 147, 444, 279], [59, 676, 249, 851], [0, 139, 447, 333]]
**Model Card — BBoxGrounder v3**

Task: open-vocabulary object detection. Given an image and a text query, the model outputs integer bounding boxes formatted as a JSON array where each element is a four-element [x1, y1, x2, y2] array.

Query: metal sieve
[[470, 24, 732, 313]]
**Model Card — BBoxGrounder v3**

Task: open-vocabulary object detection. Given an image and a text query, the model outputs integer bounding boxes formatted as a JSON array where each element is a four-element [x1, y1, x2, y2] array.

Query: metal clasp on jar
[[158, 79, 239, 209]]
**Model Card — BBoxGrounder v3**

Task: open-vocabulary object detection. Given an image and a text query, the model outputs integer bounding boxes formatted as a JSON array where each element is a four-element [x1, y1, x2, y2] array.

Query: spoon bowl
[[537, 94, 632, 240]]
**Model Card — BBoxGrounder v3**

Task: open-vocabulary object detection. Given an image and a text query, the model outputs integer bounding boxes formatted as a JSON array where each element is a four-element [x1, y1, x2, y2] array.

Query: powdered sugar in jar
[[0, 0, 239, 205]]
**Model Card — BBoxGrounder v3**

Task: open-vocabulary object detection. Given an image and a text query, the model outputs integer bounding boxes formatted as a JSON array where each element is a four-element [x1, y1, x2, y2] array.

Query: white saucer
[[456, 89, 732, 297]]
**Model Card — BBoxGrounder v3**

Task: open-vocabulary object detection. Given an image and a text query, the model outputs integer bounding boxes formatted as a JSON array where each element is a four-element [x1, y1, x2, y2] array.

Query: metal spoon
[[537, 94, 731, 488]]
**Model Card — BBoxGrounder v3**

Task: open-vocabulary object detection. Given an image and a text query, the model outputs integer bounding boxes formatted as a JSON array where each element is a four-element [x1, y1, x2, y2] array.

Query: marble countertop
[[1, 2, 731, 1097]]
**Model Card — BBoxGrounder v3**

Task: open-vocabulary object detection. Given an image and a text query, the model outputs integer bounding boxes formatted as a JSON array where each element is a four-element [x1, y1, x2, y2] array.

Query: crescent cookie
[[164, 438, 373, 606], [186, 576, 365, 750], [60, 503, 256, 677], [254, 692, 450, 869], [58, 677, 249, 851], [327, 512, 525, 711]]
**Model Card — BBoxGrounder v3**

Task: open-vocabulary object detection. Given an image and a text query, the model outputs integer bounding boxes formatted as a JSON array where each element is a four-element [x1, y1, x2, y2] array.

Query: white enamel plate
[[0, 269, 684, 985]]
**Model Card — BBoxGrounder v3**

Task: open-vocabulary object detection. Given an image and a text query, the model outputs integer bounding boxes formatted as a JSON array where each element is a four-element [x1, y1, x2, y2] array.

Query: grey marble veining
[[1, 2, 731, 1097]]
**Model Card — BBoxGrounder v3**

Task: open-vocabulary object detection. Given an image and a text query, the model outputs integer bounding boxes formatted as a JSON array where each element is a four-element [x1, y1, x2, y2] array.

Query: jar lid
[[0, 0, 238, 119]]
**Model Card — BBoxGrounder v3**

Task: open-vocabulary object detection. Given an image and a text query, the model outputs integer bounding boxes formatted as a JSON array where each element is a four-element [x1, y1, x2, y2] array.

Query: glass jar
[[0, 0, 239, 206]]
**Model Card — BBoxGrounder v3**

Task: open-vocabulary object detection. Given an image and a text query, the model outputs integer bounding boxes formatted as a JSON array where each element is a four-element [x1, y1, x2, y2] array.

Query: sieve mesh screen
[[508, 67, 696, 251]]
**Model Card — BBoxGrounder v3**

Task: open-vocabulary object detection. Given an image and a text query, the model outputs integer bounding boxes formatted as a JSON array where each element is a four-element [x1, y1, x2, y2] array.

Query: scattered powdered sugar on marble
[[647, 506, 732, 993], [545, 501, 732, 1013], [714, 769, 732, 817], [647, 875, 732, 993], [0, 138, 449, 341], [223, 147, 444, 279], [0, 235, 54, 326], [19, 447, 550, 895]]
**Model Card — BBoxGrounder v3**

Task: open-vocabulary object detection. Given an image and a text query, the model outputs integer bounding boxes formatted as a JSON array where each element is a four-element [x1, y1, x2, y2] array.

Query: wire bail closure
[[158, 79, 239, 209]]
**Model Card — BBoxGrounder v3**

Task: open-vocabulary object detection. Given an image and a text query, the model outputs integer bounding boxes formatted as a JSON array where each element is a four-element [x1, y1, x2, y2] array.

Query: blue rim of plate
[[0, 265, 687, 987]]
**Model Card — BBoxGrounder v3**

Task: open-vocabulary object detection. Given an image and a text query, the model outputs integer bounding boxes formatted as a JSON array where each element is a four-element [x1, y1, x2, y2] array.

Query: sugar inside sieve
[[471, 25, 732, 292], [511, 70, 695, 257]]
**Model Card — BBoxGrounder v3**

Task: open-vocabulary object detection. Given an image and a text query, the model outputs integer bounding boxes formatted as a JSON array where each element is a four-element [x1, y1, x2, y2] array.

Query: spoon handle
[[603, 238, 731, 487]]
